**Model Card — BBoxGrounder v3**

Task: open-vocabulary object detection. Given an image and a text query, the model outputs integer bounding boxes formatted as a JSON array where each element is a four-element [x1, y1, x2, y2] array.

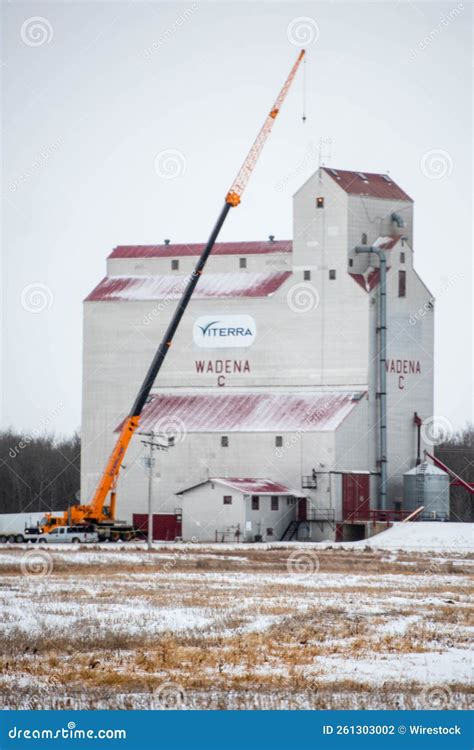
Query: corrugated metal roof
[[350, 269, 381, 293], [179, 477, 305, 496], [323, 167, 413, 202], [126, 391, 364, 434], [372, 235, 401, 250], [85, 272, 291, 301], [108, 240, 292, 259]]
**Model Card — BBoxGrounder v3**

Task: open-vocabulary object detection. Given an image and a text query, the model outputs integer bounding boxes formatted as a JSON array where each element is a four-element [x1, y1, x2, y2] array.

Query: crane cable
[[302, 54, 307, 123]]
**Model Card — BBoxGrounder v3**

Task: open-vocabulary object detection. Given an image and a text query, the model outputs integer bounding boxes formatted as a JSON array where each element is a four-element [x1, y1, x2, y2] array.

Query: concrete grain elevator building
[[81, 167, 434, 541]]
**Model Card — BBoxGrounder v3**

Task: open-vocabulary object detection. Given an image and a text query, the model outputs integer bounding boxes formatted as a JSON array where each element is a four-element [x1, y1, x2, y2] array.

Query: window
[[329, 269, 336, 280], [171, 259, 179, 271], [271, 496, 279, 511], [223, 496, 232, 505], [239, 257, 247, 269], [316, 196, 324, 208], [275, 436, 283, 447], [349, 258, 353, 268], [266, 528, 274, 536], [287, 497, 296, 505], [361, 233, 368, 245], [398, 270, 406, 297], [168, 436, 175, 447], [251, 496, 259, 510], [221, 436, 229, 447], [400, 252, 405, 264], [304, 270, 311, 281]]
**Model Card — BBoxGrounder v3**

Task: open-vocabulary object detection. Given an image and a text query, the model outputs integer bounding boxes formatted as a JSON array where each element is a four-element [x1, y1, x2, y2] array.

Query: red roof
[[322, 167, 413, 202], [179, 477, 304, 496], [85, 272, 291, 301], [349, 235, 398, 292], [108, 240, 292, 259], [120, 390, 364, 434]]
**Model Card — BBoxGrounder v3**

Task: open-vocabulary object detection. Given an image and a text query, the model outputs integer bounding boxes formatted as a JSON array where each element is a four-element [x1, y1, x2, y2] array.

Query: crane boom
[[226, 49, 305, 207], [50, 49, 305, 530]]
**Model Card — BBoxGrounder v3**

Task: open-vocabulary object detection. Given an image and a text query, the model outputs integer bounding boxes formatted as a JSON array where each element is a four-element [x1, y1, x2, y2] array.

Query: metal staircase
[[280, 520, 299, 541]]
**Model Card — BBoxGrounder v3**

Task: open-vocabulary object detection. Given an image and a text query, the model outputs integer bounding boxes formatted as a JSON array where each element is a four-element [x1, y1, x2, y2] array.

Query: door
[[342, 473, 370, 520], [297, 498, 307, 521], [133, 513, 182, 541], [56, 527, 66, 543]]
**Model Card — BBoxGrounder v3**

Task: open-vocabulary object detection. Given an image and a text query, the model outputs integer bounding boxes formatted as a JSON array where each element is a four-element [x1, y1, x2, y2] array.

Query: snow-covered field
[[0, 524, 472, 710]]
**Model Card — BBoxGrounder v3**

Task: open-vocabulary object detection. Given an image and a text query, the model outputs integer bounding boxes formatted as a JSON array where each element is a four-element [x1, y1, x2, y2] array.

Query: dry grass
[[0, 544, 472, 709]]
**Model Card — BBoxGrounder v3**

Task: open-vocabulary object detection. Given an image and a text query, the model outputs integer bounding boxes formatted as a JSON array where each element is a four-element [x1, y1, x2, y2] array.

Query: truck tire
[[37, 539, 47, 544], [15, 534, 24, 543], [7, 534, 16, 543], [0, 535, 7, 543], [71, 538, 80, 544]]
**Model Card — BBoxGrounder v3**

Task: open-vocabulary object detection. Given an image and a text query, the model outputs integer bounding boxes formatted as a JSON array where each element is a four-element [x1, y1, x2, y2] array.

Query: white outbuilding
[[177, 478, 306, 543]]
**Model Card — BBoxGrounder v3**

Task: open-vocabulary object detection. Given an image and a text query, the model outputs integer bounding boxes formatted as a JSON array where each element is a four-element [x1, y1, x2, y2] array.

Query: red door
[[342, 474, 370, 520], [133, 513, 182, 541], [297, 498, 307, 521]]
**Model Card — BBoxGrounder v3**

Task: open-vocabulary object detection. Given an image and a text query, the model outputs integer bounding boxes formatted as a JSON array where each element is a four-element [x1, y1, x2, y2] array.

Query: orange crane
[[39, 49, 305, 540]]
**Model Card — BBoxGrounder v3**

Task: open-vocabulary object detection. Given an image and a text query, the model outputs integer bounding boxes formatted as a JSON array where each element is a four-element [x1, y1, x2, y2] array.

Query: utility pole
[[140, 432, 170, 550]]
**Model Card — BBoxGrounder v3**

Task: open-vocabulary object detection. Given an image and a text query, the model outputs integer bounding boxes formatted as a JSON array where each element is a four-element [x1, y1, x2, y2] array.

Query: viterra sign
[[193, 315, 257, 348]]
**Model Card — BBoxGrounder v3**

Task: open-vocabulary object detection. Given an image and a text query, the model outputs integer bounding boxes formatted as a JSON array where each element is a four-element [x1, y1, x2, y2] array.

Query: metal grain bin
[[403, 462, 450, 520]]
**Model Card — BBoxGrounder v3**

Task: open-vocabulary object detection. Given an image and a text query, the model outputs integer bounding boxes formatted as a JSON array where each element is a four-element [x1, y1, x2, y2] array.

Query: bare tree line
[[436, 424, 474, 522], [0, 431, 80, 514], [0, 425, 471, 520]]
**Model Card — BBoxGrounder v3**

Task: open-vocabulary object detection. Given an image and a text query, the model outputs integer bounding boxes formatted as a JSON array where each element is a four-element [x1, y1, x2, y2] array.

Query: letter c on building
[[217, 375, 226, 387]]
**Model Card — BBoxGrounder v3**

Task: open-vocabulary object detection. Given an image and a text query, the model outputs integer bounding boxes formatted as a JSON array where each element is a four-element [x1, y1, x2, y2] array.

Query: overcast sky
[[1, 1, 472, 437]]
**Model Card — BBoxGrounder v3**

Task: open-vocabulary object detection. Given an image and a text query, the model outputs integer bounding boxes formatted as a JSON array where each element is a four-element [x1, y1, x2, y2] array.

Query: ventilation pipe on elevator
[[355, 244, 388, 511]]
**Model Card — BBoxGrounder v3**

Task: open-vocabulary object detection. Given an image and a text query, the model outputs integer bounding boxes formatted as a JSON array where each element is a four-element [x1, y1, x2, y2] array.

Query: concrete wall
[[106, 249, 292, 278], [102, 425, 346, 527]]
